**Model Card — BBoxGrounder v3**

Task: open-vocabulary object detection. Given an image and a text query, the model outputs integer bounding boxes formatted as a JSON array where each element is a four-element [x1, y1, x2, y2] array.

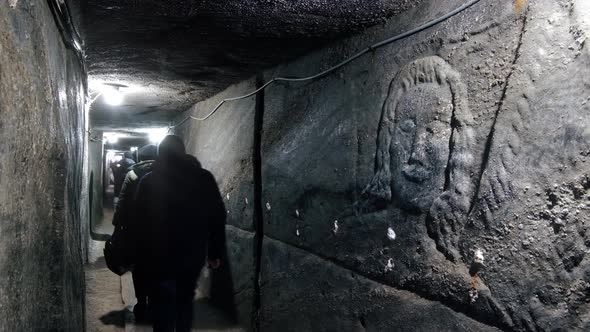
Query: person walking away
[[134, 135, 226, 332], [113, 151, 136, 201], [111, 144, 157, 322]]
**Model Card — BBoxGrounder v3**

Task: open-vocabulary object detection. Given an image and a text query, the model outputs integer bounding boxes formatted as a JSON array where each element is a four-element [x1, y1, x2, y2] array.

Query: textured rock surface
[[0, 0, 87, 330], [176, 79, 257, 231], [88, 134, 105, 238], [458, 0, 590, 330], [225, 226, 256, 327], [260, 236, 500, 331], [175, 79, 258, 327], [83, 0, 424, 129], [176, 0, 590, 330], [260, 0, 590, 330]]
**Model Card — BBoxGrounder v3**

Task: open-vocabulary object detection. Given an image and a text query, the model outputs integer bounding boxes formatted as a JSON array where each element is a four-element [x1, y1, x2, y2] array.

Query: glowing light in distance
[[130, 146, 138, 152], [106, 135, 119, 144], [106, 151, 115, 163], [136, 127, 168, 144], [104, 132, 120, 144], [103, 85, 124, 106], [105, 150, 123, 163]]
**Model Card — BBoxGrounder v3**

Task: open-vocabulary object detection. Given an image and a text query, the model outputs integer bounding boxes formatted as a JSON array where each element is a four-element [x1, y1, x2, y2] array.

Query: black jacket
[[112, 160, 155, 228], [134, 154, 226, 279], [113, 157, 136, 196]]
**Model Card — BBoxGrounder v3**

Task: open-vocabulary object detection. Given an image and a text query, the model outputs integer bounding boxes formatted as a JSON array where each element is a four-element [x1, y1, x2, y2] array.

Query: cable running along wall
[[169, 0, 483, 129]]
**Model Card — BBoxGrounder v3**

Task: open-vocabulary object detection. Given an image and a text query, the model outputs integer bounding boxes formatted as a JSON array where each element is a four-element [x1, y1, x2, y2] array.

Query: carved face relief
[[390, 83, 453, 211], [366, 56, 473, 219]]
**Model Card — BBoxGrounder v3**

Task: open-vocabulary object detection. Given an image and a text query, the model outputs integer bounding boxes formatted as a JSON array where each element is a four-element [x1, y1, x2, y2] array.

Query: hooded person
[[133, 135, 226, 332], [110, 143, 157, 321], [113, 151, 136, 198]]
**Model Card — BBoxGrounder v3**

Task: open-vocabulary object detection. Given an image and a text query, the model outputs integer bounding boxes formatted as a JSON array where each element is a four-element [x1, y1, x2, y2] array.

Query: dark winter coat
[[113, 157, 136, 197], [134, 154, 226, 280], [112, 160, 155, 228]]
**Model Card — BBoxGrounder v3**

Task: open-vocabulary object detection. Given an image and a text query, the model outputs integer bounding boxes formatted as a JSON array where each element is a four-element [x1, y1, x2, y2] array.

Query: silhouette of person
[[134, 135, 226, 332], [111, 144, 157, 322], [113, 151, 136, 199]]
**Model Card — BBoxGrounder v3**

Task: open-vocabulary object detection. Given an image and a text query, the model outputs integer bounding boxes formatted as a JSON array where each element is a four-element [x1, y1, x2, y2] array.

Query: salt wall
[[175, 0, 590, 330], [0, 1, 87, 330]]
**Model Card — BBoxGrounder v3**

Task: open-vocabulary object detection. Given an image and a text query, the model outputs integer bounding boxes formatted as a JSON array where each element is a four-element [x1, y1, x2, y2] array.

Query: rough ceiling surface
[[83, 0, 422, 129]]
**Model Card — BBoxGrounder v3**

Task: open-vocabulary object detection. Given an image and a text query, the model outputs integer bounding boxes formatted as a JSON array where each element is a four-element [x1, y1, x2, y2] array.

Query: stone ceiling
[[82, 0, 423, 130]]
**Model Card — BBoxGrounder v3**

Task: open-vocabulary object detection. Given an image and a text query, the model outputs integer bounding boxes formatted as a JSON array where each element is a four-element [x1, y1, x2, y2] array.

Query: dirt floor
[[85, 241, 126, 332]]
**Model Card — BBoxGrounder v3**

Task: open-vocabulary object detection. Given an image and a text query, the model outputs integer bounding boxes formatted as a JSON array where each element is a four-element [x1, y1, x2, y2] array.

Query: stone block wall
[[0, 1, 87, 330], [176, 78, 258, 326], [175, 0, 590, 330]]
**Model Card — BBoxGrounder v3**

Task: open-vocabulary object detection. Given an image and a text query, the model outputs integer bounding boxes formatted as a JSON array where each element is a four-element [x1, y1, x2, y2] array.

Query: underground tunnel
[[1, 0, 590, 331]]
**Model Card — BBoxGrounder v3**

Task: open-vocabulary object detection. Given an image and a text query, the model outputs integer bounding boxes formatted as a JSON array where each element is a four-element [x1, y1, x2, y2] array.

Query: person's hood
[[153, 153, 202, 176]]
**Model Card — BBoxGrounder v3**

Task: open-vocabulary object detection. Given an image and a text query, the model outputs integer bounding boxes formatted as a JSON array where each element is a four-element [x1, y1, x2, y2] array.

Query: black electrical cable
[[47, 0, 87, 89], [170, 0, 482, 128]]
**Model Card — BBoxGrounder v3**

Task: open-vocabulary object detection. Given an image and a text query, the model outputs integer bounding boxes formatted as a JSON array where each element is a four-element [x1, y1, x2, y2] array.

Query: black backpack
[[103, 168, 148, 276], [104, 222, 137, 276]]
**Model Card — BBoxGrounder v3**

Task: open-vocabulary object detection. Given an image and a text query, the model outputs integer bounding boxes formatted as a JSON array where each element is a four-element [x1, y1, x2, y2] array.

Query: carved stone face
[[390, 83, 453, 212]]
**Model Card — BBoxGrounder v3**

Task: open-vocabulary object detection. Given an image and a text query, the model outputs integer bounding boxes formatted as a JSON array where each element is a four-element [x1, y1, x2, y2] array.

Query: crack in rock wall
[[0, 0, 88, 330], [259, 235, 500, 331], [175, 0, 590, 330]]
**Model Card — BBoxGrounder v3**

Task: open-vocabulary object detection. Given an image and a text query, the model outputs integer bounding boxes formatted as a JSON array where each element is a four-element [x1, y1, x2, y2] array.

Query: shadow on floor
[[127, 298, 241, 330], [90, 256, 108, 269], [99, 310, 126, 328], [192, 298, 240, 329]]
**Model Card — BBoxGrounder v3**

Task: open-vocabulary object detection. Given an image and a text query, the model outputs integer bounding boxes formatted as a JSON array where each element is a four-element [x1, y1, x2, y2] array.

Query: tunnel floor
[[85, 188, 245, 332]]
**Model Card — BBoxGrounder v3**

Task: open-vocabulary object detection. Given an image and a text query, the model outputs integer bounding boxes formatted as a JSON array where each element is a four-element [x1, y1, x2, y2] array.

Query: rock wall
[[175, 0, 590, 330], [0, 1, 87, 331], [176, 78, 258, 326], [88, 132, 104, 237]]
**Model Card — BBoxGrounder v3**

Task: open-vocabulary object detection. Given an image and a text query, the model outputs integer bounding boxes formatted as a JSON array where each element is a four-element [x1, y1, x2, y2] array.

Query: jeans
[[151, 276, 197, 332]]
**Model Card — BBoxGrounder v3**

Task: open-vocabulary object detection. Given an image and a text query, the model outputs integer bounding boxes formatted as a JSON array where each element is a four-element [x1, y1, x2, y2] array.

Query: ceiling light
[[107, 135, 119, 144], [134, 127, 168, 144], [104, 133, 119, 144], [148, 129, 168, 144]]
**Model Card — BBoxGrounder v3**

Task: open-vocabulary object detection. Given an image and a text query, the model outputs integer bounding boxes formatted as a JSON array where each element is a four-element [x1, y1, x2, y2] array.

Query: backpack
[[103, 168, 149, 276], [104, 223, 137, 275]]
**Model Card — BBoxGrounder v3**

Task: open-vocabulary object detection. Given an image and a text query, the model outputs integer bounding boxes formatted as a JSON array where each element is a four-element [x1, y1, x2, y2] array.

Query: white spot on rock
[[387, 227, 396, 241], [333, 220, 339, 234], [296, 229, 300, 237], [245, 198, 249, 205], [384, 258, 394, 272], [474, 249, 484, 265], [469, 288, 479, 304], [266, 202, 271, 211], [226, 193, 230, 200], [295, 209, 300, 218]]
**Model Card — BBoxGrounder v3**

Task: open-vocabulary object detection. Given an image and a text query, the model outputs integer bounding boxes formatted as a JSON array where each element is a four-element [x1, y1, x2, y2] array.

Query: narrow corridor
[[2, 0, 590, 331]]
